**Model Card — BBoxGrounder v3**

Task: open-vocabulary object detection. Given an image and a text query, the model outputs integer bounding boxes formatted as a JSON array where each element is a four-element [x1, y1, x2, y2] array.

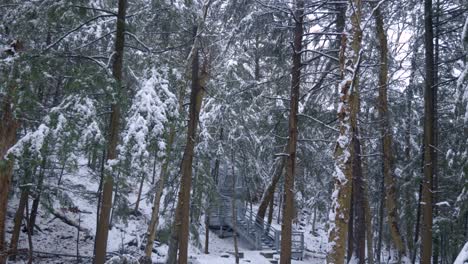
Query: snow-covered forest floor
[[5, 160, 327, 264], [2, 0, 467, 263]]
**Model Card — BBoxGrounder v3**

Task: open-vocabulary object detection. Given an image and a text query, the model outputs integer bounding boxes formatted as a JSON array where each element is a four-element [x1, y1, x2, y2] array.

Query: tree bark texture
[[134, 174, 145, 214], [9, 189, 28, 261], [93, 0, 127, 263], [0, 84, 20, 264], [144, 122, 177, 257], [327, 0, 362, 262], [28, 152, 47, 235], [280, 1, 303, 263], [145, 76, 186, 259], [351, 139, 365, 264], [231, 150, 239, 264], [421, 0, 435, 262], [166, 26, 208, 263], [374, 5, 408, 262], [257, 155, 285, 223], [176, 43, 208, 264]]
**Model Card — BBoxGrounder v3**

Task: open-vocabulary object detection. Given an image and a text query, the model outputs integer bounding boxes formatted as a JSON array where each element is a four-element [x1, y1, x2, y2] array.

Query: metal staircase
[[209, 191, 304, 260]]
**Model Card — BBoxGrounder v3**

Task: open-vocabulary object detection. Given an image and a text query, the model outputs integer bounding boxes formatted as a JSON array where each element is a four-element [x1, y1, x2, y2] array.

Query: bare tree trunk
[[267, 195, 274, 233], [347, 185, 354, 263], [144, 124, 177, 258], [231, 149, 239, 264], [312, 206, 317, 235], [421, 0, 435, 262], [94, 112, 119, 264], [405, 15, 417, 255], [412, 183, 423, 264], [374, 5, 408, 262], [0, 44, 25, 264], [280, 1, 303, 263], [90, 146, 98, 171], [204, 213, 210, 254], [77, 212, 81, 263], [0, 86, 20, 264], [360, 119, 374, 264], [29, 153, 47, 235], [189, 158, 200, 223], [93, 0, 127, 263], [176, 43, 208, 264], [134, 174, 145, 214], [377, 168, 385, 264], [351, 138, 366, 264], [277, 185, 282, 225], [348, 0, 365, 259], [364, 181, 373, 264], [257, 156, 285, 223], [56, 160, 67, 188], [432, 2, 440, 263], [166, 25, 209, 263], [203, 127, 223, 255], [327, 0, 363, 262], [151, 148, 158, 184], [109, 153, 122, 228], [144, 77, 186, 260], [9, 188, 29, 260], [25, 198, 33, 264], [93, 150, 106, 258]]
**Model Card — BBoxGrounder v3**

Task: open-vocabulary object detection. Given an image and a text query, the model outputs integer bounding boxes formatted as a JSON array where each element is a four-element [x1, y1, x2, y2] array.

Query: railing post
[[301, 233, 304, 258], [275, 230, 280, 252], [255, 233, 259, 250]]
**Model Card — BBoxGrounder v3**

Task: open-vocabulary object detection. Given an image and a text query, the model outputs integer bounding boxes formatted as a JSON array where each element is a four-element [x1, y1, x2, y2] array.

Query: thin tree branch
[[43, 14, 116, 52]]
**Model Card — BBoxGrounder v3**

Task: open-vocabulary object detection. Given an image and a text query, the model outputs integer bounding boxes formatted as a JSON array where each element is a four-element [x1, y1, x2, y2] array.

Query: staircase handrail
[[244, 207, 277, 241], [212, 190, 304, 255]]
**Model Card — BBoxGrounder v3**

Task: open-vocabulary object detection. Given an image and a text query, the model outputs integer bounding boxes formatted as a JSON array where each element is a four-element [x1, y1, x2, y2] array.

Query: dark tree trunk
[[347, 0, 365, 260], [29, 154, 47, 235], [432, 1, 440, 263], [231, 149, 239, 264], [203, 127, 223, 255], [0, 85, 20, 264], [352, 138, 366, 264], [405, 14, 417, 255], [347, 184, 354, 263], [93, 0, 127, 263], [280, 1, 303, 263], [176, 39, 207, 264], [412, 183, 423, 264], [204, 213, 210, 254], [9, 189, 29, 260], [377, 167, 385, 264], [374, 5, 408, 261], [93, 150, 106, 258], [277, 185, 282, 224], [256, 156, 285, 223], [143, 126, 175, 258], [267, 194, 274, 231], [421, 0, 435, 262], [166, 26, 208, 264], [134, 174, 145, 214]]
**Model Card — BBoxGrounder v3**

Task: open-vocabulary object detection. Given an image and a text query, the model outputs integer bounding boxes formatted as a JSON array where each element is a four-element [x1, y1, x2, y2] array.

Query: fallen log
[[15, 248, 93, 259], [46, 207, 90, 234]]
